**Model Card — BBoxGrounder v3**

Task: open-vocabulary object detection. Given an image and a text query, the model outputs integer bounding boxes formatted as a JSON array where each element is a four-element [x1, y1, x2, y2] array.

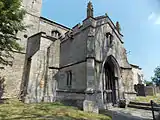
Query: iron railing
[[150, 100, 160, 120]]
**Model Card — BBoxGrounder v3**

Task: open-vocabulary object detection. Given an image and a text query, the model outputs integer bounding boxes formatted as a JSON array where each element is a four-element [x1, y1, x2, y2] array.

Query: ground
[[106, 107, 155, 120], [0, 99, 111, 120]]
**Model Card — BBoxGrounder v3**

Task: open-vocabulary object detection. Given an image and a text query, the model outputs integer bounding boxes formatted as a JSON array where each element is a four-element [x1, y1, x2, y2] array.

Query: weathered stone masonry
[[0, 0, 69, 98], [0, 0, 144, 112]]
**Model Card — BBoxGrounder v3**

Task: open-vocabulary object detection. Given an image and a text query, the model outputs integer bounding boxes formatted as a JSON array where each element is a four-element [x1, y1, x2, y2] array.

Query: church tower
[[22, 0, 42, 17], [18, 0, 43, 43]]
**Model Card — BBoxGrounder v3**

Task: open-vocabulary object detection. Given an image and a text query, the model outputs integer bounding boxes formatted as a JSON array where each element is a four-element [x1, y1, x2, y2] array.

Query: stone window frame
[[66, 70, 72, 88], [106, 32, 114, 48], [51, 30, 61, 38]]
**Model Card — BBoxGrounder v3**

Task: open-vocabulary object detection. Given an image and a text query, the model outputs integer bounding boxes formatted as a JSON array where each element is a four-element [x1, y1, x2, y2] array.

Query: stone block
[[124, 92, 137, 104], [134, 84, 146, 96], [83, 100, 99, 113]]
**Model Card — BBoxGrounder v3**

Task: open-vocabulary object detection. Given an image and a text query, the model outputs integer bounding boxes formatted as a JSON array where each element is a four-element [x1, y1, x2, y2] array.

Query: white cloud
[[148, 12, 160, 25]]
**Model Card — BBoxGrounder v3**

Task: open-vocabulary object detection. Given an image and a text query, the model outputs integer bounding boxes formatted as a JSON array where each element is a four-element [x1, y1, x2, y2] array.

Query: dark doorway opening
[[103, 56, 119, 106]]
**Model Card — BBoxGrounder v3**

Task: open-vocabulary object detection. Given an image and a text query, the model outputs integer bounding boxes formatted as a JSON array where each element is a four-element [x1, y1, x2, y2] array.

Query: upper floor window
[[106, 32, 113, 48], [51, 30, 61, 38]]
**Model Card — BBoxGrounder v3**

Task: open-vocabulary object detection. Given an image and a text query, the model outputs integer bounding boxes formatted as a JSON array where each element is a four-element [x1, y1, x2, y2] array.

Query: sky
[[41, 0, 160, 81]]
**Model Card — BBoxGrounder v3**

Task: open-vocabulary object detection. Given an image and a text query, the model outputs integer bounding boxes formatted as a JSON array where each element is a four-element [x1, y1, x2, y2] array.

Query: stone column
[[83, 58, 99, 113], [97, 65, 106, 110]]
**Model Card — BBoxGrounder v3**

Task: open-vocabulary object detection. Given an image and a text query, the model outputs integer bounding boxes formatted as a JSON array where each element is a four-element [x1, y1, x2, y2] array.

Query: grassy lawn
[[0, 99, 111, 120], [133, 94, 160, 104]]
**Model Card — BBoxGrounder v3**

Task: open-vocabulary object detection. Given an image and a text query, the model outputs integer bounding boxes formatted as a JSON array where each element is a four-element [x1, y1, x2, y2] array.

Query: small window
[[51, 30, 61, 38], [106, 32, 113, 48], [66, 71, 72, 88]]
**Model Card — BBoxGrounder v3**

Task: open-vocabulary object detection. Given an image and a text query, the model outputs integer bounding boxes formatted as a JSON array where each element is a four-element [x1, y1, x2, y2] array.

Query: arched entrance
[[103, 55, 120, 106]]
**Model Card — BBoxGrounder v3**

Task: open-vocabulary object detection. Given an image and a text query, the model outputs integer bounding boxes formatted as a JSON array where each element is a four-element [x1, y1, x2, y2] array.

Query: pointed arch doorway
[[103, 55, 120, 106]]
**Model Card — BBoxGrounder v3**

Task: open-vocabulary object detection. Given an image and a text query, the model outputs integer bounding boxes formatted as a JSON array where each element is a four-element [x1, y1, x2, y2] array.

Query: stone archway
[[102, 55, 120, 106]]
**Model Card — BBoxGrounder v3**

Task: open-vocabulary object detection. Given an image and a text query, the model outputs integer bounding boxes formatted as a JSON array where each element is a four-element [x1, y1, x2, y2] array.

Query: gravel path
[[104, 107, 159, 120]]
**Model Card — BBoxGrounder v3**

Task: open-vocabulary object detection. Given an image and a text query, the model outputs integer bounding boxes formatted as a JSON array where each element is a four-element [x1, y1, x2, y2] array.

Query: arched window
[[51, 30, 61, 38]]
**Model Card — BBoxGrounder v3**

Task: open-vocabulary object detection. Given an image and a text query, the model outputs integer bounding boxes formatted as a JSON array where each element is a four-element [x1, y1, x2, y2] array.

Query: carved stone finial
[[116, 21, 121, 33], [87, 1, 94, 18], [105, 13, 108, 17]]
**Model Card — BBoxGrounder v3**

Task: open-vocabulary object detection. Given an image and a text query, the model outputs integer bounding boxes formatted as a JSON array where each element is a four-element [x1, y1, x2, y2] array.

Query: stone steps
[[127, 104, 152, 110], [129, 101, 151, 106], [128, 101, 160, 111]]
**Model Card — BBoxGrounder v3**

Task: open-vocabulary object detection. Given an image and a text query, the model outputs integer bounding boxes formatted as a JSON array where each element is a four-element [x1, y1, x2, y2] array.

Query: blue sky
[[42, 0, 160, 81]]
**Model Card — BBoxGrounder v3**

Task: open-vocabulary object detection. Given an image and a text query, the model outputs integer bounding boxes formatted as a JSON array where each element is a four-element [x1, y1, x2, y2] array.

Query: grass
[[0, 99, 111, 120], [133, 94, 160, 104]]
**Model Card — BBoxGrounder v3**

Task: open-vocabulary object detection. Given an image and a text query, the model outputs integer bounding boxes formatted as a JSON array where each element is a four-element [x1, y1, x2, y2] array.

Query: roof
[[95, 15, 123, 36], [94, 15, 124, 44], [40, 17, 71, 31], [130, 64, 142, 70]]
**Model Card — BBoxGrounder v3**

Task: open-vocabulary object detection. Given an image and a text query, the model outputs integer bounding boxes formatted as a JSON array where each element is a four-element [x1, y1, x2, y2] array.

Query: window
[[51, 30, 61, 38], [66, 71, 72, 88], [106, 32, 113, 48]]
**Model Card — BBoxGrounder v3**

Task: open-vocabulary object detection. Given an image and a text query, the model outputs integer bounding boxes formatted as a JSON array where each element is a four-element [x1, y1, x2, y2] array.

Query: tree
[[144, 80, 153, 86], [0, 0, 25, 66], [151, 66, 160, 86]]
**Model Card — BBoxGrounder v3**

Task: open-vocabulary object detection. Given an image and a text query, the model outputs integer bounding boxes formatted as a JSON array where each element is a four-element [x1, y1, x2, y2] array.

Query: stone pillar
[[118, 77, 125, 100], [83, 58, 99, 113], [97, 67, 106, 110], [87, 1, 94, 18]]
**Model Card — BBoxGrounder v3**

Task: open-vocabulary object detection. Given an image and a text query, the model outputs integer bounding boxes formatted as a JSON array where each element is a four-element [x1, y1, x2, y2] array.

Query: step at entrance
[[128, 101, 160, 111]]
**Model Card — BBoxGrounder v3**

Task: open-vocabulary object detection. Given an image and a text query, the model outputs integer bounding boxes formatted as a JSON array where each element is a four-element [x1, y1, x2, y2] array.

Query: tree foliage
[[144, 80, 153, 86], [151, 66, 160, 86], [0, 0, 25, 66]]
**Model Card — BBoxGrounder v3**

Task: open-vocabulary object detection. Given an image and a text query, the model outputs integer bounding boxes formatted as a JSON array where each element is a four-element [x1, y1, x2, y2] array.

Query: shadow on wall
[[0, 76, 5, 100]]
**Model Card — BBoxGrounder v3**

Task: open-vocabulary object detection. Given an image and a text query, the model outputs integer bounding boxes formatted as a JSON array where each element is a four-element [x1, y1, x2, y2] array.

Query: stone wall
[[93, 16, 136, 103], [121, 68, 134, 92], [22, 0, 42, 17], [0, 53, 25, 98], [145, 86, 159, 96], [23, 34, 61, 103], [56, 91, 85, 109], [58, 62, 86, 90], [0, 13, 40, 98], [94, 17, 131, 69], [39, 17, 69, 37], [0, 0, 69, 98], [0, 0, 42, 98], [60, 28, 88, 67], [131, 65, 144, 85], [121, 68, 137, 102], [57, 15, 137, 110], [124, 93, 137, 104]]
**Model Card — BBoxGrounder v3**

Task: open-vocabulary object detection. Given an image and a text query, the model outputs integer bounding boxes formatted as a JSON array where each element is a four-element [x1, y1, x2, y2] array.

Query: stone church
[[0, 0, 144, 110]]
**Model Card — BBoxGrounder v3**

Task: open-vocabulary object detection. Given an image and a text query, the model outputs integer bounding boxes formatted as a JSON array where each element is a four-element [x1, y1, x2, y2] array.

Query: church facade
[[0, 0, 144, 110]]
